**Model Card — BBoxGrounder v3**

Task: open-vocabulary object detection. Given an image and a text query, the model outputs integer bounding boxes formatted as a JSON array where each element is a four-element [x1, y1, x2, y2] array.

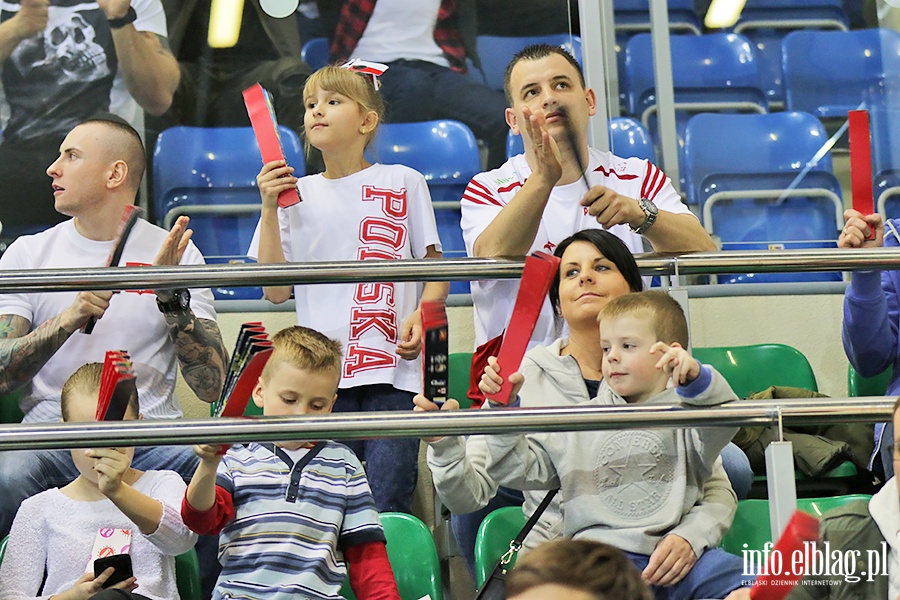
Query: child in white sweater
[[0, 362, 197, 600]]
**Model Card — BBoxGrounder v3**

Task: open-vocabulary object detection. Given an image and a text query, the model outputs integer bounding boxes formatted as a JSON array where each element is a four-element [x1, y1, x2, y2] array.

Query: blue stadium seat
[[153, 126, 305, 300], [612, 0, 702, 35], [783, 28, 900, 119], [867, 99, 900, 219], [683, 112, 843, 283], [366, 120, 481, 294], [474, 34, 582, 91], [732, 0, 849, 33], [301, 37, 330, 70], [507, 116, 655, 163], [625, 32, 767, 188], [625, 33, 767, 124], [729, 1, 850, 108]]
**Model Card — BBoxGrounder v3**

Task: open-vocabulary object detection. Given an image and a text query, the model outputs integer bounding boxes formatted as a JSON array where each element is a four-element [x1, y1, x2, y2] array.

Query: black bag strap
[[501, 488, 559, 565]]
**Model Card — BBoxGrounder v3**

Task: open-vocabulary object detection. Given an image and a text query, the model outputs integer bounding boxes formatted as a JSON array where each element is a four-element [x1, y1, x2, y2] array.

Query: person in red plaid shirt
[[319, 0, 509, 168]]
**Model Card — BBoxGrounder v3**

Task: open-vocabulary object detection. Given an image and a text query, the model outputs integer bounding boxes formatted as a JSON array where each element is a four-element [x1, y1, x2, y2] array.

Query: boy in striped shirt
[[181, 326, 399, 599]]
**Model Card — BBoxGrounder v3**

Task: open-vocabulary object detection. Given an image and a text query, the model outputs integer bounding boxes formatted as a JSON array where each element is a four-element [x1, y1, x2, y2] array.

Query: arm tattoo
[[163, 311, 228, 404], [0, 314, 71, 394]]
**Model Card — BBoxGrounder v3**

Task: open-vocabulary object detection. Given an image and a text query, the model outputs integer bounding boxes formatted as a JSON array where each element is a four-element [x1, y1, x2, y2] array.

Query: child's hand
[[257, 160, 298, 209], [396, 309, 422, 360], [193, 444, 227, 464], [651, 342, 700, 386], [61, 569, 138, 600], [86, 448, 130, 498], [413, 394, 460, 443], [642, 534, 697, 587], [479, 356, 524, 406]]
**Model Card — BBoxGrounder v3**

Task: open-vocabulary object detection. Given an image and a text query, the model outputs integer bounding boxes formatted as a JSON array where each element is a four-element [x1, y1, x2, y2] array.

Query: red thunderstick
[[489, 252, 561, 405], [243, 83, 301, 208], [749, 510, 820, 600], [83, 205, 143, 334], [848, 109, 875, 239]]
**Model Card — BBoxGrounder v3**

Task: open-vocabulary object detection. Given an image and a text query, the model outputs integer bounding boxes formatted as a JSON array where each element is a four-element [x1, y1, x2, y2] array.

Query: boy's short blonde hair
[[598, 290, 689, 348], [303, 65, 385, 151], [261, 326, 343, 386], [61, 362, 139, 422]]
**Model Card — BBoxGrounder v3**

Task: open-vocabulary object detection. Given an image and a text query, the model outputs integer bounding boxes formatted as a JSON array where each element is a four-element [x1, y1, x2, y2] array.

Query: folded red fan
[[96, 350, 135, 421]]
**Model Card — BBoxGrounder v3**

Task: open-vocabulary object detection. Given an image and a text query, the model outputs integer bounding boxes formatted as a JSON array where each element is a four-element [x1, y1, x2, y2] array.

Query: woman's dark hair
[[548, 229, 643, 320]]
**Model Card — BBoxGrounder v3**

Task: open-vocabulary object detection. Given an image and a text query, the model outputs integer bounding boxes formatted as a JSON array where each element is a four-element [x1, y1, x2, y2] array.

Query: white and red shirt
[[461, 148, 695, 348], [249, 163, 442, 393]]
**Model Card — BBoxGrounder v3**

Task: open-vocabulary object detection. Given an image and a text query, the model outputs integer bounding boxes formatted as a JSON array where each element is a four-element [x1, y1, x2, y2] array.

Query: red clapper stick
[[83, 205, 143, 334], [243, 83, 301, 208], [848, 109, 875, 238], [488, 252, 561, 405], [749, 510, 820, 600]]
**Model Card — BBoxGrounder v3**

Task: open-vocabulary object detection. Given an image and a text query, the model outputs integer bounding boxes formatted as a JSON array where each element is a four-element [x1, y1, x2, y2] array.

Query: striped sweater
[[193, 441, 385, 600]]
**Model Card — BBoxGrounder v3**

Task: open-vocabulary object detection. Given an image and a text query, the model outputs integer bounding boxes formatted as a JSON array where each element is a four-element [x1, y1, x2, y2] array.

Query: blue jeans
[[377, 60, 509, 168], [451, 486, 524, 578], [623, 547, 748, 599], [333, 384, 419, 513], [721, 442, 753, 500], [0, 445, 220, 600]]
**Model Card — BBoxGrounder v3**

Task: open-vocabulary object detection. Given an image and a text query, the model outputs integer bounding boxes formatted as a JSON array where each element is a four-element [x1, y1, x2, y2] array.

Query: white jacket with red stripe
[[460, 149, 694, 347]]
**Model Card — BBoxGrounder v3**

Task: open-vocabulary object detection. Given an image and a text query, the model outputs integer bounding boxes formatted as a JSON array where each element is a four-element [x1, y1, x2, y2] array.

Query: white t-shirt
[[249, 163, 442, 393], [351, 0, 449, 67], [461, 148, 695, 348], [0, 219, 217, 422], [0, 470, 197, 600]]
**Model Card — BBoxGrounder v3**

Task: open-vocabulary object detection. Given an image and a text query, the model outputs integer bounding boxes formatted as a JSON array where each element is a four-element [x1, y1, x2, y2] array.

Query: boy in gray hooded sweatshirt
[[482, 291, 749, 599]]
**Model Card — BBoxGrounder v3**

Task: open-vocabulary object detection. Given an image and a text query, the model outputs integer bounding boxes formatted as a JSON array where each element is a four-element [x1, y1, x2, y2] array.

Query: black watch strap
[[157, 289, 191, 313], [108, 6, 137, 29]]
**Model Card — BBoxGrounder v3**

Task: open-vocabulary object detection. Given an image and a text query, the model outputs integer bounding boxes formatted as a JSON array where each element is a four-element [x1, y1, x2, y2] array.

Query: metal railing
[[2, 247, 900, 292], [0, 397, 891, 451]]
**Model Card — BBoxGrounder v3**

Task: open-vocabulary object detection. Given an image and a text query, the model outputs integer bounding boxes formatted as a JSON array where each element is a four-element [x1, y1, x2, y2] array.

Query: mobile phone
[[93, 554, 133, 588]]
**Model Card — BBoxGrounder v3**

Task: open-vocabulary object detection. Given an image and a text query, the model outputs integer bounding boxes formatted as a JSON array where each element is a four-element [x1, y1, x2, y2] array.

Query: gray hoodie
[[427, 339, 738, 555]]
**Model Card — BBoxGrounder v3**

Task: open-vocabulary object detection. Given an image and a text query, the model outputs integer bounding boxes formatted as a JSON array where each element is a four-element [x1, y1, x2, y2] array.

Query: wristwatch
[[156, 289, 191, 313], [108, 6, 137, 29], [629, 197, 658, 235]]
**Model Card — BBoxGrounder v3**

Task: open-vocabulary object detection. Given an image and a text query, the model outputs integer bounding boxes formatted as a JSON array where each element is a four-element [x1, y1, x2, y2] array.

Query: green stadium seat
[[175, 548, 203, 600], [0, 390, 24, 424], [720, 494, 872, 556], [693, 343, 818, 399], [473, 506, 526, 588], [449, 352, 473, 409], [341, 512, 443, 600], [847, 364, 892, 397]]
